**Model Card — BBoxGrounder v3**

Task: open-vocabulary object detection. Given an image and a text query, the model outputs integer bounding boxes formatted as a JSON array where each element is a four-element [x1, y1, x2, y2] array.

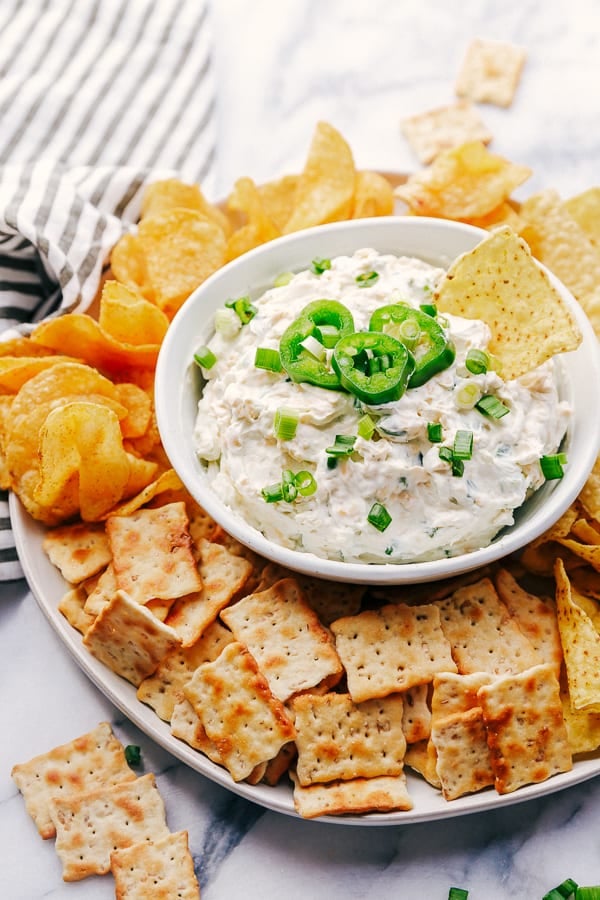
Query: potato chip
[[401, 100, 492, 165], [141, 176, 231, 236], [455, 38, 527, 107], [395, 141, 531, 220], [555, 558, 600, 712], [564, 186, 600, 245], [351, 170, 395, 218], [0, 354, 81, 393], [109, 232, 152, 298], [98, 280, 169, 346], [35, 402, 133, 522], [434, 225, 582, 380], [462, 200, 525, 233], [282, 121, 356, 233], [225, 176, 280, 261], [258, 174, 299, 230], [137, 208, 226, 319]]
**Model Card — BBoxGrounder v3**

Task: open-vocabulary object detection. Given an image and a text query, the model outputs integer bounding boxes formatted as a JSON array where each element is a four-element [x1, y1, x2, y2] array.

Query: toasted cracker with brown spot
[[43, 521, 112, 583], [111, 830, 200, 900], [401, 683, 432, 744], [290, 770, 413, 819], [430, 706, 495, 800], [58, 586, 97, 635], [455, 38, 526, 107]]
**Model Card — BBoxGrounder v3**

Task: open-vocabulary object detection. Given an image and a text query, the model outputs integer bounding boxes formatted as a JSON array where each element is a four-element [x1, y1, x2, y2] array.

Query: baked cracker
[[290, 770, 413, 819], [111, 830, 200, 900], [11, 721, 135, 839], [331, 602, 456, 702], [43, 521, 112, 583], [401, 99, 492, 165], [401, 683, 432, 744], [58, 586, 97, 635], [430, 706, 495, 801], [220, 577, 343, 701], [455, 38, 527, 107]]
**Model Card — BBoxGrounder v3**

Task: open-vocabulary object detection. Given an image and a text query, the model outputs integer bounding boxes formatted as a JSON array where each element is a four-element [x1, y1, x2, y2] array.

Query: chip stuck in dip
[[192, 227, 581, 565]]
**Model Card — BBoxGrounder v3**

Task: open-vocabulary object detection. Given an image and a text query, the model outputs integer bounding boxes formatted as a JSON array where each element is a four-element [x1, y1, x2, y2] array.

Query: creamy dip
[[193, 248, 570, 564]]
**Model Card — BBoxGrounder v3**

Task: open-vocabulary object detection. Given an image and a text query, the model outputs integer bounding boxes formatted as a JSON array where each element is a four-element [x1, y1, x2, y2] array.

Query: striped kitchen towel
[[0, 0, 218, 580]]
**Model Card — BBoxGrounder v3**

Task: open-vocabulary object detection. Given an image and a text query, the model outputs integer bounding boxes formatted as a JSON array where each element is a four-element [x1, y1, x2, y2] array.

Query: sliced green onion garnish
[[356, 270, 379, 287], [465, 347, 490, 374], [476, 394, 510, 419], [281, 469, 298, 503], [255, 347, 283, 372], [214, 306, 241, 337], [439, 445, 464, 477], [575, 888, 600, 899], [543, 880, 579, 900], [397, 317, 421, 350], [540, 453, 567, 480], [453, 429, 473, 460], [225, 295, 257, 324], [294, 470, 317, 496], [367, 501, 392, 532], [326, 434, 356, 458], [427, 422, 443, 443], [193, 346, 217, 369], [314, 323, 340, 348], [261, 482, 284, 503], [448, 889, 469, 900], [455, 382, 482, 409], [274, 271, 294, 287], [300, 334, 327, 361], [420, 302, 437, 317], [274, 407, 299, 441], [125, 744, 141, 766], [311, 256, 331, 275], [357, 414, 376, 440]]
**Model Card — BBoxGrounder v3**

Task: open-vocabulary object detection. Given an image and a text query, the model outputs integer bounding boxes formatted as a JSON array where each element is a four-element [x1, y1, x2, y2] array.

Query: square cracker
[[220, 577, 343, 701], [431, 671, 494, 719], [166, 538, 253, 646], [401, 100, 492, 165], [477, 663, 572, 794], [494, 567, 563, 677], [50, 772, 170, 882], [254, 563, 364, 625], [58, 586, 97, 635], [430, 707, 495, 801], [401, 683, 432, 744], [83, 590, 181, 686], [436, 578, 542, 675], [170, 695, 223, 765], [290, 692, 406, 787], [11, 722, 135, 839], [331, 602, 456, 702], [106, 501, 201, 604], [137, 620, 234, 721], [455, 38, 527, 107], [111, 830, 200, 900], [43, 521, 112, 583], [184, 642, 296, 782], [290, 770, 413, 819], [84, 562, 118, 616]]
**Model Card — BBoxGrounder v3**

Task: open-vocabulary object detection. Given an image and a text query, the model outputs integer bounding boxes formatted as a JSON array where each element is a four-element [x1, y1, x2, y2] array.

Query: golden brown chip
[[225, 176, 280, 261], [258, 174, 299, 230], [141, 176, 231, 236], [434, 225, 582, 380], [109, 232, 151, 298], [98, 279, 169, 346], [351, 170, 395, 218], [395, 141, 531, 220], [564, 186, 600, 246], [0, 355, 82, 393], [401, 100, 492, 165], [555, 558, 600, 712], [282, 121, 356, 233], [579, 454, 600, 522]]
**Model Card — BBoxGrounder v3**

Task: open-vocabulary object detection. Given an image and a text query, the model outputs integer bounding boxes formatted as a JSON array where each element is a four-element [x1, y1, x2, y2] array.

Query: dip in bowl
[[155, 217, 600, 584]]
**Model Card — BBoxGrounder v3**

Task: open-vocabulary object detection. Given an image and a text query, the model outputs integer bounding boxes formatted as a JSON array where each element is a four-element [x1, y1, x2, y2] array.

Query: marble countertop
[[2, 1, 600, 897]]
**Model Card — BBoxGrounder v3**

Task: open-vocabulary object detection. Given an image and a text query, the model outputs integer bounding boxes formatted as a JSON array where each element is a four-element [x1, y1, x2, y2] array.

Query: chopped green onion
[[420, 302, 437, 317], [542, 880, 579, 900], [274, 271, 294, 287], [314, 323, 340, 348], [327, 456, 338, 470], [300, 334, 327, 361], [281, 469, 298, 503], [367, 501, 392, 532], [448, 889, 469, 900], [255, 347, 283, 372], [427, 422, 443, 443], [356, 270, 379, 287], [214, 306, 241, 338], [357, 414, 376, 440], [274, 407, 299, 441], [311, 256, 331, 275], [455, 382, 482, 409], [397, 317, 421, 350], [261, 481, 284, 503], [453, 429, 473, 460], [540, 453, 567, 480], [476, 394, 510, 419], [465, 347, 490, 374], [575, 888, 600, 899], [326, 434, 356, 458], [125, 745, 141, 766], [225, 295, 257, 324], [294, 470, 317, 496], [439, 445, 464, 477], [193, 346, 217, 369]]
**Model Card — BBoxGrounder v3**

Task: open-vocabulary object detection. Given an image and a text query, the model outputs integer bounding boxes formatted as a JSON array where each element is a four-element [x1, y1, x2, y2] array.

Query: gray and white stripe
[[0, 0, 217, 579]]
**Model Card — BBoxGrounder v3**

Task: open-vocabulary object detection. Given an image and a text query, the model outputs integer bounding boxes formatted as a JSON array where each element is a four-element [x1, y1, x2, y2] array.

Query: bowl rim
[[155, 215, 600, 585]]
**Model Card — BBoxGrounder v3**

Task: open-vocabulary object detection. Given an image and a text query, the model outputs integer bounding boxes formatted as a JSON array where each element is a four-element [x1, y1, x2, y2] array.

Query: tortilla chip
[[555, 558, 600, 712]]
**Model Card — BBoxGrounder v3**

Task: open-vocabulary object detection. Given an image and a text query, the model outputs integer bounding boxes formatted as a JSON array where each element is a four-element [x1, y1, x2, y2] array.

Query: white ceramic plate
[[13, 493, 600, 826]]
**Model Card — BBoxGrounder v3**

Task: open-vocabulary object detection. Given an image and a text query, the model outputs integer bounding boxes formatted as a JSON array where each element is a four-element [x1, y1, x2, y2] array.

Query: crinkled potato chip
[[462, 200, 525, 233], [109, 232, 152, 299], [434, 225, 582, 380], [258, 174, 299, 231], [35, 401, 133, 522], [555, 558, 600, 712], [352, 170, 395, 218], [137, 209, 226, 319], [98, 280, 169, 346], [225, 176, 280, 261], [395, 141, 531, 220], [0, 355, 81, 393], [282, 121, 356, 233], [113, 382, 152, 439], [141, 177, 232, 236]]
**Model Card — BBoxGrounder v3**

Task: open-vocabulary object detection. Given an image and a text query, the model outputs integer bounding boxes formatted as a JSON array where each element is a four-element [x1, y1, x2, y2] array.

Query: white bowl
[[155, 217, 600, 585]]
